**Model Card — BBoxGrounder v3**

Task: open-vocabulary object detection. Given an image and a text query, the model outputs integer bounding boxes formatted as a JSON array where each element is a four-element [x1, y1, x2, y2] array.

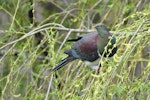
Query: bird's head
[[93, 23, 111, 38], [94, 23, 117, 57]]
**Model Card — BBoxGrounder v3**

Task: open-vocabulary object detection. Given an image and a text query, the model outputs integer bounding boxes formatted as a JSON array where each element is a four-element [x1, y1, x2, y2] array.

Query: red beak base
[[93, 26, 96, 29]]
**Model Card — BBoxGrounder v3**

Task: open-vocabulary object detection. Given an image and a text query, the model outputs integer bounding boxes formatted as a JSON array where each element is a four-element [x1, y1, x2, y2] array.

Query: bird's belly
[[84, 58, 101, 70]]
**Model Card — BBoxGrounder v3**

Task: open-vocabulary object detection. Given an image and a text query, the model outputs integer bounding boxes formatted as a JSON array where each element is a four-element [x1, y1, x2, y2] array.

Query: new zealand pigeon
[[53, 23, 117, 71]]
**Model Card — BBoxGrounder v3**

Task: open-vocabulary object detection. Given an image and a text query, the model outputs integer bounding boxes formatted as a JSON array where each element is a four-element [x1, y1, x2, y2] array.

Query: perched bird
[[53, 23, 117, 71]]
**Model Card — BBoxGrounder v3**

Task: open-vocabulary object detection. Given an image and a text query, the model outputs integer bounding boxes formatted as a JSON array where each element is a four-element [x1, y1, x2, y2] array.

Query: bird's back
[[66, 31, 100, 62]]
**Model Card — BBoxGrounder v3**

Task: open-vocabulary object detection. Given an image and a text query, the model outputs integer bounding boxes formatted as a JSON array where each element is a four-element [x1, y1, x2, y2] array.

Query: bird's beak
[[93, 26, 96, 29]]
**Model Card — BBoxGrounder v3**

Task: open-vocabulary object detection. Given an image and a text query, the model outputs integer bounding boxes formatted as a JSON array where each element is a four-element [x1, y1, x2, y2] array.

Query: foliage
[[0, 0, 150, 100]]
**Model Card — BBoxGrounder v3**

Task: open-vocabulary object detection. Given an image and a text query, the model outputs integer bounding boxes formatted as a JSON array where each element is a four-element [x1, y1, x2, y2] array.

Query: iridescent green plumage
[[95, 23, 117, 57]]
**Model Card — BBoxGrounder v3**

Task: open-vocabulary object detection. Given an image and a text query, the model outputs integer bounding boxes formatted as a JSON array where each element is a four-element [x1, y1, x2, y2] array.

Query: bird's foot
[[93, 67, 100, 74]]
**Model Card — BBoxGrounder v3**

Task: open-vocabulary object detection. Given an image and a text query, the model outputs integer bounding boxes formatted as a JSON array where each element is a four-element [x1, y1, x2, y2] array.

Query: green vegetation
[[0, 0, 150, 100]]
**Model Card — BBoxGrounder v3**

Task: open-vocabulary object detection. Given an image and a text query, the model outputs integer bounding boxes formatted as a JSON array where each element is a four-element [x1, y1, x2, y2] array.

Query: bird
[[53, 23, 117, 71]]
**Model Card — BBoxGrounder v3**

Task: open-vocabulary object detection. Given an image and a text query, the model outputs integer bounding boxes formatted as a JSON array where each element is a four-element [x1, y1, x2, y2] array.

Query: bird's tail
[[53, 56, 75, 71]]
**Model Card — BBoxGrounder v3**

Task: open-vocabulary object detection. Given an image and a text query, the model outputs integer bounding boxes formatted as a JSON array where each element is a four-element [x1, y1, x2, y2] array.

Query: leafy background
[[0, 0, 150, 100]]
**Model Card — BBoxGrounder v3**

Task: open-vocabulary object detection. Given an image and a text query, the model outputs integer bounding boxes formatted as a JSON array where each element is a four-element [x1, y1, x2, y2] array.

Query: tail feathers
[[53, 56, 75, 71]]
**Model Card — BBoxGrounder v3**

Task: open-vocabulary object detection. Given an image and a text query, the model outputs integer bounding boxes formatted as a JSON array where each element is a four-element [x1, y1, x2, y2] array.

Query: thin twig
[[45, 74, 54, 100], [56, 30, 72, 57], [90, 0, 103, 10], [0, 43, 16, 62], [82, 78, 95, 100], [9, 0, 20, 30]]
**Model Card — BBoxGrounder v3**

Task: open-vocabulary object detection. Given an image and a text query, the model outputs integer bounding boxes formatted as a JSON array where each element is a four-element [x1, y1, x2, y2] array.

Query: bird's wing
[[67, 37, 82, 42], [70, 32, 99, 62], [67, 33, 90, 42]]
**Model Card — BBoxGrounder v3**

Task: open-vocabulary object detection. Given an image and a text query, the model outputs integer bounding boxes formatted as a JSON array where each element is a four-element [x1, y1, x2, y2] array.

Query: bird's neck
[[97, 35, 116, 57]]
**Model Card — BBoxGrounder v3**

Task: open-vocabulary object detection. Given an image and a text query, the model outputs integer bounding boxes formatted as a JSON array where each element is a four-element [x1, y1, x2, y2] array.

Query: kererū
[[53, 23, 117, 71]]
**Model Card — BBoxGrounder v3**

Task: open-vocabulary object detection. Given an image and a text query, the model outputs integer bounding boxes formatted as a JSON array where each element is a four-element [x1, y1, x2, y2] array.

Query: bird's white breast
[[84, 58, 101, 70]]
